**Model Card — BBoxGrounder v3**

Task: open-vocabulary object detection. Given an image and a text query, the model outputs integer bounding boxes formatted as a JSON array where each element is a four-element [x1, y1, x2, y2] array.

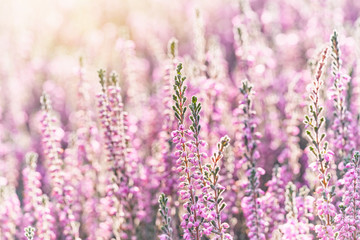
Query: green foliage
[[98, 69, 106, 89], [189, 96, 202, 139], [24, 226, 35, 240], [40, 92, 52, 111], [203, 135, 230, 233], [167, 38, 178, 59], [158, 193, 173, 240], [172, 63, 188, 124], [330, 30, 340, 74]]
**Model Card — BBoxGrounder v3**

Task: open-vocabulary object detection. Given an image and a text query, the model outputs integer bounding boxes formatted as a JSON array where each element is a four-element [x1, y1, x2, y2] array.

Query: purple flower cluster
[[329, 31, 356, 175], [171, 65, 211, 240], [334, 152, 360, 239], [235, 80, 266, 240], [274, 182, 314, 239], [96, 70, 141, 239], [2, 1, 360, 240], [303, 47, 337, 239], [40, 94, 80, 240], [22, 153, 56, 240], [0, 184, 21, 239]]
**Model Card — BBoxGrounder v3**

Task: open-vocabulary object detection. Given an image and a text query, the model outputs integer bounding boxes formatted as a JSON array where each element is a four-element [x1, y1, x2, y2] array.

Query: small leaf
[[220, 203, 226, 211], [192, 96, 197, 103]]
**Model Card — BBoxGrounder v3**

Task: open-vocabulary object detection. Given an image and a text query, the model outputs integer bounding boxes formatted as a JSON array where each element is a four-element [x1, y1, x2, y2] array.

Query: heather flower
[[241, 168, 266, 240], [262, 165, 287, 238], [156, 43, 184, 239], [40, 93, 80, 240], [22, 152, 56, 240], [96, 69, 140, 239], [334, 151, 360, 239], [274, 182, 314, 240], [0, 184, 21, 240], [171, 63, 208, 239], [303, 47, 337, 239], [22, 153, 42, 229], [238, 80, 266, 240], [203, 135, 232, 240], [74, 60, 105, 239], [40, 93, 65, 201], [36, 195, 56, 240], [329, 31, 356, 178]]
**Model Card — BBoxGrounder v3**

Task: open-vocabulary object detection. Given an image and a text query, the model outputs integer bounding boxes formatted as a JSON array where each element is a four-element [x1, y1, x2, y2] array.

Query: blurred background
[[1, 0, 360, 156]]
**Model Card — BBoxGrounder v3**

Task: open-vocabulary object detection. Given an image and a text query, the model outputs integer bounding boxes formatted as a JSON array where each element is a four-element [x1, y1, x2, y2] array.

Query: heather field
[[2, 0, 360, 239]]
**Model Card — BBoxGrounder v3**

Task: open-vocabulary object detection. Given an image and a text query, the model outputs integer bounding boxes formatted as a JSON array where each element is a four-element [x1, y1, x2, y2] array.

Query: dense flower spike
[[36, 195, 56, 240], [262, 165, 287, 238], [303, 47, 337, 239], [171, 63, 206, 240], [238, 80, 266, 240], [40, 93, 65, 201], [334, 152, 360, 239], [203, 136, 232, 240], [22, 153, 42, 229], [155, 38, 183, 239], [96, 70, 140, 239], [75, 59, 107, 240], [241, 168, 266, 240], [22, 152, 56, 240], [329, 31, 356, 174], [237, 80, 261, 169], [40, 93, 80, 240], [0, 185, 21, 240]]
